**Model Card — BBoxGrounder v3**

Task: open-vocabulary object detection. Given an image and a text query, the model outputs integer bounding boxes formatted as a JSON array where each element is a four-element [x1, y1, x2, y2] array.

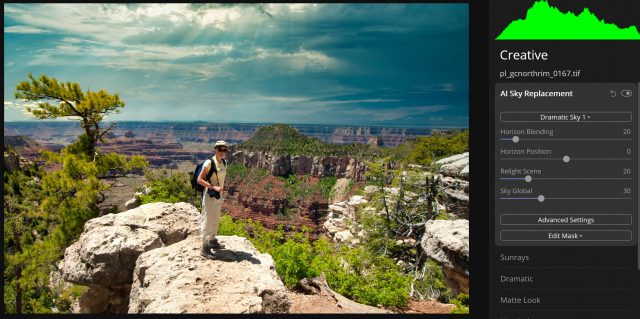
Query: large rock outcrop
[[59, 202, 200, 313], [129, 236, 289, 313], [420, 219, 469, 296], [439, 176, 469, 219], [58, 202, 290, 314], [433, 152, 469, 180], [229, 150, 367, 181], [4, 151, 21, 172], [4, 150, 34, 172]]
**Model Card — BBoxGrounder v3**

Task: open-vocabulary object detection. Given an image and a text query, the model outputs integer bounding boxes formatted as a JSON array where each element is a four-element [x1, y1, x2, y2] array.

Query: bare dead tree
[[368, 167, 445, 300]]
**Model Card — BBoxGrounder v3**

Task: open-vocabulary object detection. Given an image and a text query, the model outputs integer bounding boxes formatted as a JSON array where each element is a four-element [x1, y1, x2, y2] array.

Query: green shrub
[[279, 174, 329, 203], [281, 175, 303, 198], [217, 215, 410, 308], [276, 207, 296, 220], [138, 169, 199, 208], [272, 237, 316, 286], [247, 167, 270, 184], [406, 129, 468, 166], [217, 215, 250, 238], [225, 163, 249, 185], [307, 238, 343, 277], [435, 212, 451, 220], [55, 284, 88, 313], [413, 259, 454, 303], [326, 246, 411, 308], [451, 293, 469, 314], [318, 176, 337, 200], [218, 216, 286, 253]]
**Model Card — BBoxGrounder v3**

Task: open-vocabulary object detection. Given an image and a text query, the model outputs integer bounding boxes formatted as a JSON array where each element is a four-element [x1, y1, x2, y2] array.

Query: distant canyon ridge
[[4, 122, 438, 167]]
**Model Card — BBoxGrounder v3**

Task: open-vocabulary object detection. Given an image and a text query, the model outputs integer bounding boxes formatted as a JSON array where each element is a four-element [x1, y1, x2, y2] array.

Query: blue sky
[[4, 3, 468, 127]]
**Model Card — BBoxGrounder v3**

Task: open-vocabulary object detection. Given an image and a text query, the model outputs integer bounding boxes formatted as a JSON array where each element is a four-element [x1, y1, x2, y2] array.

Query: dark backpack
[[191, 157, 227, 193]]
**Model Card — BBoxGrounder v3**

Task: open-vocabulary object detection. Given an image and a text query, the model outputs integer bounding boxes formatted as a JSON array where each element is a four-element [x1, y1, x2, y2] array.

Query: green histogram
[[496, 0, 640, 40]]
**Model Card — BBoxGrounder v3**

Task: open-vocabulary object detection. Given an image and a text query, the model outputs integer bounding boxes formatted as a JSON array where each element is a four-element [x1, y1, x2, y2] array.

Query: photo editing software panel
[[490, 0, 640, 318]]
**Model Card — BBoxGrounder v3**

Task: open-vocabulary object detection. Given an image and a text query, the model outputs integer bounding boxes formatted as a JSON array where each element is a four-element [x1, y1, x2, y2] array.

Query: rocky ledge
[[420, 219, 469, 295], [322, 195, 369, 246], [433, 152, 469, 219], [433, 152, 469, 180], [129, 235, 289, 313], [59, 202, 290, 314]]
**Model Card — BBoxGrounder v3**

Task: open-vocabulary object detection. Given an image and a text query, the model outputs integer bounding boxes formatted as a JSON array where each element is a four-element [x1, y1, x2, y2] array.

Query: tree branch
[[96, 122, 116, 142], [96, 191, 106, 204], [35, 93, 82, 117]]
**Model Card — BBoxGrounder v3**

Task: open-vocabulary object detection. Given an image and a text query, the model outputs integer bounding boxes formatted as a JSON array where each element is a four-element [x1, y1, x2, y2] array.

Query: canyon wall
[[228, 150, 367, 181], [5, 121, 432, 149]]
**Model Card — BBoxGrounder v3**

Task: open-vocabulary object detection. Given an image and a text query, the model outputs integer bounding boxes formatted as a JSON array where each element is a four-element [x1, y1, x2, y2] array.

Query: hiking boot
[[200, 245, 216, 259], [208, 237, 225, 250]]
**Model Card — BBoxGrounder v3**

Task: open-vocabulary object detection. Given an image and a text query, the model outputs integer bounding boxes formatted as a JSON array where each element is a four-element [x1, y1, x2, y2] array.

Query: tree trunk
[[425, 175, 433, 220], [86, 127, 96, 156], [81, 119, 96, 156]]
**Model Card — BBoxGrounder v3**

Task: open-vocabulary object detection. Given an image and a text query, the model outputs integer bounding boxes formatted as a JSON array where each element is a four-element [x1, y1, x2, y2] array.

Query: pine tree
[[4, 76, 147, 313], [15, 74, 125, 156]]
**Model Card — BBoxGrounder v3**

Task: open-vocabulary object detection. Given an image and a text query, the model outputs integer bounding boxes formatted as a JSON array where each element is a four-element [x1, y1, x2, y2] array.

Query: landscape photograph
[[4, 3, 469, 314]]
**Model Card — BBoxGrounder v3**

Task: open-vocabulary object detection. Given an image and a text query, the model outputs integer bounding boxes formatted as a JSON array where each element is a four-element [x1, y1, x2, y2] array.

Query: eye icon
[[621, 90, 632, 98]]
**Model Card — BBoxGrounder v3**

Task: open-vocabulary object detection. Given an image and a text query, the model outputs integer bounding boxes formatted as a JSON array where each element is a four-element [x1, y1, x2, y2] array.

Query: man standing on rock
[[197, 140, 228, 258]]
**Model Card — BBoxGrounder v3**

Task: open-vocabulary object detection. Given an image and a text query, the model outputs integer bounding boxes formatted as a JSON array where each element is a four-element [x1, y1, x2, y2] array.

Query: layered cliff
[[111, 122, 431, 147], [223, 174, 330, 237], [228, 150, 367, 181], [96, 137, 210, 166]]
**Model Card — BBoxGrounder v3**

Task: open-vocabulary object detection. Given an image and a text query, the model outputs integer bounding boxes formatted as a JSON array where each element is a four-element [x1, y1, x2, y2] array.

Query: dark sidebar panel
[[489, 1, 640, 318]]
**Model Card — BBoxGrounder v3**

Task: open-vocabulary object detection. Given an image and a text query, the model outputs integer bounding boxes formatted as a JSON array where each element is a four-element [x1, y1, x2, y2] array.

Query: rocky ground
[[403, 300, 456, 314], [287, 292, 350, 313], [287, 291, 454, 314]]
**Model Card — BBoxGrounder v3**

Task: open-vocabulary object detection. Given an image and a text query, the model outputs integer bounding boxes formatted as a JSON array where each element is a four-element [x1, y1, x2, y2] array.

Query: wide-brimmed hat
[[214, 140, 228, 149]]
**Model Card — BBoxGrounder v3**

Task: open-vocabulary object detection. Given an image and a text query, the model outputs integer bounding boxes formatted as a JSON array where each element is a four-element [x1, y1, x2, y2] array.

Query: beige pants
[[200, 190, 223, 246]]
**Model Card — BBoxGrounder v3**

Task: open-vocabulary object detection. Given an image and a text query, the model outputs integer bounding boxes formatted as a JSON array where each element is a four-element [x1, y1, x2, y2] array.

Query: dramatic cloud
[[4, 25, 51, 34], [4, 3, 468, 127], [4, 100, 42, 119]]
